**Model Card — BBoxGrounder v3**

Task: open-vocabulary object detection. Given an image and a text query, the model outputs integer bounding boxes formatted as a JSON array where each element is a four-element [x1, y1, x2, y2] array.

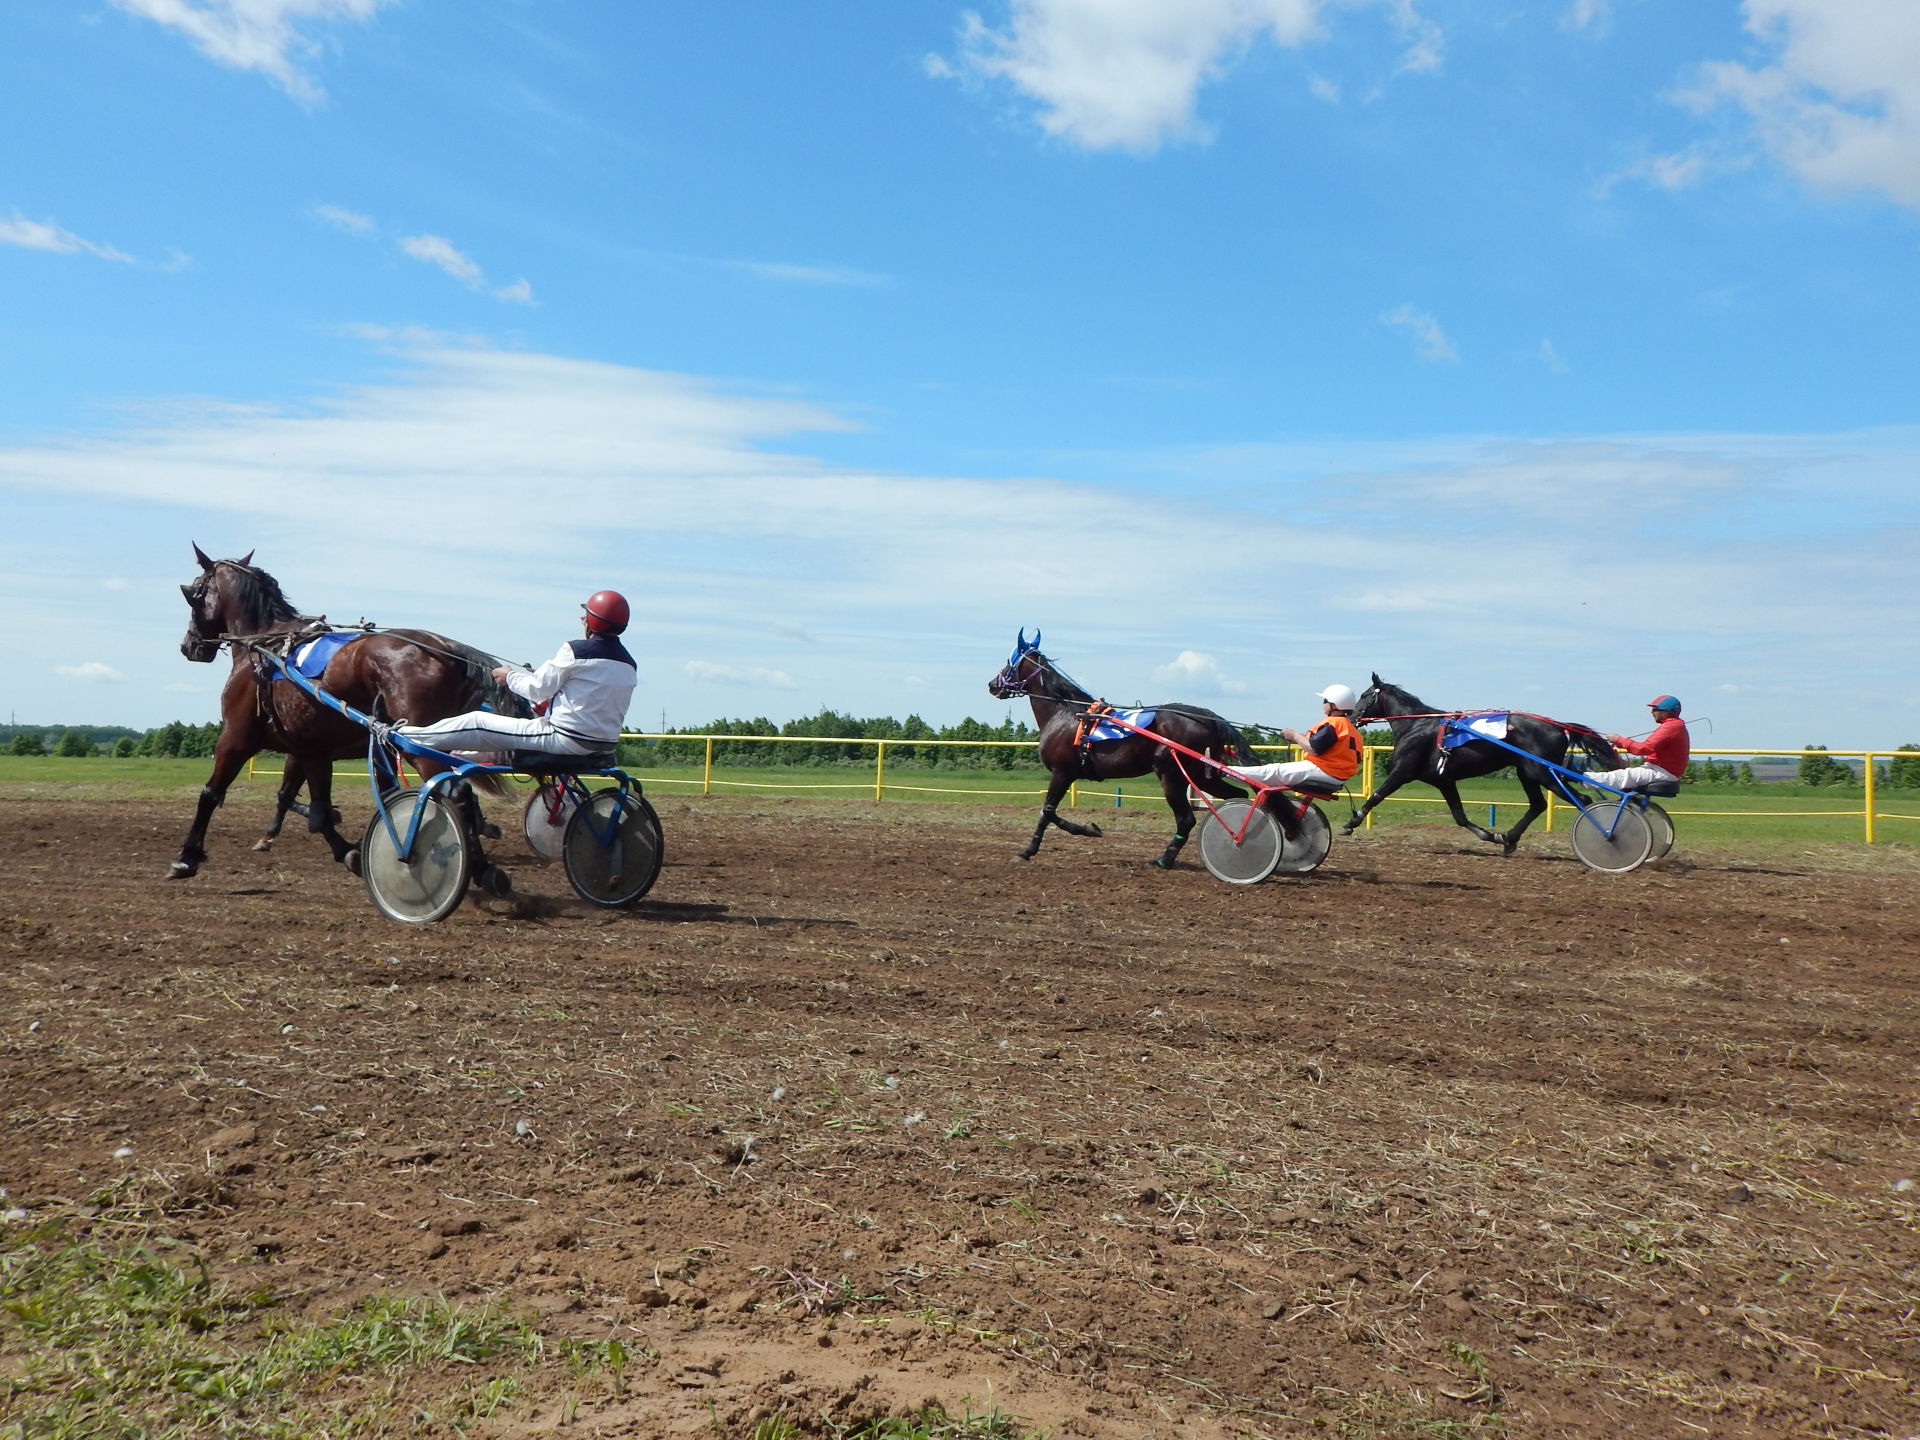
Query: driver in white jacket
[[387, 591, 636, 759]]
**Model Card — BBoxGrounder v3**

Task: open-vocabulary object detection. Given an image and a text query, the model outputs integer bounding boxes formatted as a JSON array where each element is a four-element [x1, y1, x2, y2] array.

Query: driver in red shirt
[[1586, 694, 1689, 792]]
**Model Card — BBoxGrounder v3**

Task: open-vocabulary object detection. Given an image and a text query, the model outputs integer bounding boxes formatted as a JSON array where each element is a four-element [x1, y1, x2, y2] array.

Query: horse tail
[[1565, 723, 1623, 772], [1209, 713, 1257, 765], [443, 639, 531, 719]]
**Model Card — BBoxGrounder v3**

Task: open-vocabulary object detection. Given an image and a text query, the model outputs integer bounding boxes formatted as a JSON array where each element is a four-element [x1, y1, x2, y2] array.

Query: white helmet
[[1316, 683, 1357, 711]]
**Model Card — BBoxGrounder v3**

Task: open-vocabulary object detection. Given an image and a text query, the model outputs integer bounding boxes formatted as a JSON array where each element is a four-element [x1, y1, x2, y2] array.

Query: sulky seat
[[1630, 779, 1681, 797], [512, 750, 618, 775]]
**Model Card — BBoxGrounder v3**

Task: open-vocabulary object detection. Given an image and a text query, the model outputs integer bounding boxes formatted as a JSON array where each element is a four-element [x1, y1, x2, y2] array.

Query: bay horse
[[988, 630, 1257, 867], [172, 546, 524, 883], [1340, 674, 1624, 854]]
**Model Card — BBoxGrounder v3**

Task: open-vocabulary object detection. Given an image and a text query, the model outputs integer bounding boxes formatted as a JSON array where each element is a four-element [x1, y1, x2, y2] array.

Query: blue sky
[[2, 0, 1917, 747]]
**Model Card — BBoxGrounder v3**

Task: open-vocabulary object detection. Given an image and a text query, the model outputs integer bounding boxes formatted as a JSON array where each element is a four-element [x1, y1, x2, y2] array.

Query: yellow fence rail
[[248, 740, 1919, 845]]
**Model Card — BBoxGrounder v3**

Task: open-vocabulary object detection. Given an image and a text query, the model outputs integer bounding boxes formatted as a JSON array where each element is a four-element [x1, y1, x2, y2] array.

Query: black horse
[[173, 546, 524, 883], [988, 630, 1257, 867], [1340, 674, 1623, 854]]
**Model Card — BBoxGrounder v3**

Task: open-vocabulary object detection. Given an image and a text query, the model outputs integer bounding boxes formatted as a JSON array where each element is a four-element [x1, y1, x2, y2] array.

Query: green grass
[[0, 1222, 1043, 1439], [5, 755, 1917, 849], [0, 1221, 542, 1438]]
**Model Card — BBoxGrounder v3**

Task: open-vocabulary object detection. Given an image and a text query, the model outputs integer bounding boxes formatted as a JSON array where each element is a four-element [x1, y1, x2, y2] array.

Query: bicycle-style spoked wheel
[[1275, 803, 1333, 875], [1198, 799, 1284, 885], [522, 783, 579, 864], [562, 788, 664, 907], [1642, 801, 1675, 860], [1570, 804, 1654, 873], [361, 788, 473, 923]]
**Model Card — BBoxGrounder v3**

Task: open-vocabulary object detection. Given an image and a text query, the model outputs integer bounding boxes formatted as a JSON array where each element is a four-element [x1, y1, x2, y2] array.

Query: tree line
[[10, 719, 1920, 790]]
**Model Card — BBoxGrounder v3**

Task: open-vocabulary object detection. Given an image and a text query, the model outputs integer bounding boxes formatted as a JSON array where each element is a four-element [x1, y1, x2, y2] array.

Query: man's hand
[[491, 665, 511, 684], [1279, 727, 1306, 746]]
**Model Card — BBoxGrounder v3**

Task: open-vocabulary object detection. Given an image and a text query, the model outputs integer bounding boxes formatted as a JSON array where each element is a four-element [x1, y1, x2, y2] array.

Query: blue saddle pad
[[1085, 706, 1156, 742], [289, 632, 362, 680], [1441, 712, 1509, 750]]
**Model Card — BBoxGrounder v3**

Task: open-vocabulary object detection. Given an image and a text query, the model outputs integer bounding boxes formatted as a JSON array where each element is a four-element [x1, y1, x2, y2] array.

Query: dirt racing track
[[3, 789, 1918, 1438]]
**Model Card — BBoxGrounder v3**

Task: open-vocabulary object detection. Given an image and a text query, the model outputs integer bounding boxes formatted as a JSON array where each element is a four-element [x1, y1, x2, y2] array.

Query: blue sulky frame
[[249, 644, 660, 914], [1441, 715, 1673, 872]]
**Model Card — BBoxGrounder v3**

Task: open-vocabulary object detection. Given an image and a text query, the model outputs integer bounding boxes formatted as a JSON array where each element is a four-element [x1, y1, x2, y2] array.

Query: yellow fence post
[[1545, 788, 1555, 833], [703, 737, 714, 796], [1864, 750, 1876, 845], [1362, 745, 1376, 830], [875, 740, 887, 802]]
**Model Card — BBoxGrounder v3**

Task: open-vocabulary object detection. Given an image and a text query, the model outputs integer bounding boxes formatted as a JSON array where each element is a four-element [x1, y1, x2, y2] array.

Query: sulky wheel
[[360, 788, 473, 923], [1198, 799, 1284, 885], [1570, 804, 1654, 874], [1275, 802, 1333, 876], [522, 783, 578, 864], [1642, 800, 1675, 861], [562, 788, 664, 907]]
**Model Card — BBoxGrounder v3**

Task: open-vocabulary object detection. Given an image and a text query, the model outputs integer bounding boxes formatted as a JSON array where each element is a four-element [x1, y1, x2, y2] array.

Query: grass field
[[4, 755, 1917, 852]]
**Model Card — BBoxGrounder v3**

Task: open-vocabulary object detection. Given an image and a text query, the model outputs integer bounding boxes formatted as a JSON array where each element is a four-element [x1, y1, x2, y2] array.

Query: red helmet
[[582, 590, 630, 634]]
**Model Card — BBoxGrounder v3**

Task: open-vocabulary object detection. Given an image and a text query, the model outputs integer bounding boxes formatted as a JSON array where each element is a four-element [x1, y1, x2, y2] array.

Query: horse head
[[178, 546, 271, 661], [1353, 673, 1423, 724], [987, 628, 1043, 698]]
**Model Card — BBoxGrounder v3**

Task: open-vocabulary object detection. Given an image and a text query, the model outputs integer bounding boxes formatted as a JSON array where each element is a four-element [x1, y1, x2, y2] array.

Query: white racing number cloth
[[395, 634, 637, 758]]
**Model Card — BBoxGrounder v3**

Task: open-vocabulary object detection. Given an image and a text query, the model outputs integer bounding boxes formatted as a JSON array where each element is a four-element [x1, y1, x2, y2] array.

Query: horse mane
[[1029, 649, 1094, 705], [222, 561, 308, 634], [1369, 677, 1430, 713]]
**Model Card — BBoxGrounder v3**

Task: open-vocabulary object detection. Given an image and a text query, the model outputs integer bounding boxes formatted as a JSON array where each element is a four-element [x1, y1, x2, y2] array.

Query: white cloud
[[1381, 303, 1457, 362], [686, 661, 799, 690], [55, 662, 128, 683], [492, 278, 536, 305], [1565, 0, 1610, 33], [734, 261, 891, 287], [400, 233, 484, 287], [940, 0, 1439, 153], [1685, 0, 1920, 211], [312, 203, 375, 235], [0, 212, 135, 263], [1537, 338, 1568, 373], [110, 0, 396, 104], [1151, 650, 1247, 696], [2, 330, 1917, 743]]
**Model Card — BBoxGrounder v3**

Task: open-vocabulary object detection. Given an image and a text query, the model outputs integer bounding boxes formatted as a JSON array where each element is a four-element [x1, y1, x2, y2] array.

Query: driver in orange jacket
[[1236, 684, 1364, 792]]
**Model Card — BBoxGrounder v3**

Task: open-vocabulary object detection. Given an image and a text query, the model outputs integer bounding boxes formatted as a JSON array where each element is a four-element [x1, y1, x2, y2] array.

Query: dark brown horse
[[172, 546, 523, 882], [1341, 674, 1625, 854], [988, 630, 1256, 867]]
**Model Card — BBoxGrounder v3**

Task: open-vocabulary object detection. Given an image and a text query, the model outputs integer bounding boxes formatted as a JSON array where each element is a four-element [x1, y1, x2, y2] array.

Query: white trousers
[[1234, 759, 1343, 791], [395, 711, 602, 757], [1584, 763, 1678, 792]]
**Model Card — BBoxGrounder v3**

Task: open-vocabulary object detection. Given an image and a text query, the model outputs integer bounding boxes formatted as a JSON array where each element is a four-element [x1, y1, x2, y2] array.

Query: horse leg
[[253, 757, 308, 852], [1019, 770, 1100, 860], [447, 777, 511, 895], [1498, 769, 1551, 855], [169, 736, 257, 879], [1434, 779, 1502, 845], [1341, 765, 1414, 835], [1146, 758, 1201, 868], [300, 761, 358, 868]]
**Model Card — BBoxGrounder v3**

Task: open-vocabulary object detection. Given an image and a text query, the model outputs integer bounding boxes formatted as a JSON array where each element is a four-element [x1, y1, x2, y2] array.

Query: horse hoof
[[480, 823, 502, 840], [166, 862, 196, 880], [1085, 822, 1104, 838], [1150, 858, 1175, 870], [477, 865, 512, 897], [251, 838, 273, 853], [344, 848, 362, 877]]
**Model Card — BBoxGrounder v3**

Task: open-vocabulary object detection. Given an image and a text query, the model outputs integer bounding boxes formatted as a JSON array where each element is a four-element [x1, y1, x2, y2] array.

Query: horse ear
[[238, 549, 254, 568], [1032, 628, 1041, 650], [1371, 671, 1383, 684], [180, 583, 196, 600], [1016, 628, 1028, 650], [193, 543, 215, 571]]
